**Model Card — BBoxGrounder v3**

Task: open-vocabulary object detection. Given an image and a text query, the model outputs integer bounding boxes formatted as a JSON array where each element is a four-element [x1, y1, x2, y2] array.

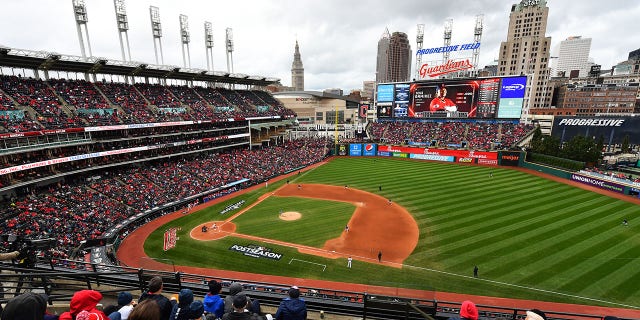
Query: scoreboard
[[377, 75, 527, 119]]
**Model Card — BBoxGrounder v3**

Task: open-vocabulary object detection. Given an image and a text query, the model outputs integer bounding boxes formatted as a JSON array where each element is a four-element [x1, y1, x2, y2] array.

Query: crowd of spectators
[[0, 75, 84, 129], [0, 112, 44, 133], [49, 78, 121, 126], [168, 85, 218, 121], [96, 81, 159, 124], [368, 121, 533, 150], [0, 75, 293, 132], [134, 83, 184, 111], [218, 88, 258, 117], [582, 167, 640, 185], [49, 78, 110, 110], [1, 127, 251, 186], [0, 91, 15, 110], [0, 137, 330, 256]]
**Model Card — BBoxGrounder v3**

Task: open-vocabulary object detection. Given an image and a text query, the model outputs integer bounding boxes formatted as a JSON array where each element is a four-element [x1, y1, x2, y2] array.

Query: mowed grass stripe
[[427, 184, 583, 234], [301, 158, 640, 305], [429, 192, 607, 262], [507, 202, 634, 285], [408, 178, 561, 218], [556, 237, 640, 294], [441, 195, 618, 270], [428, 187, 587, 247], [146, 157, 640, 307]]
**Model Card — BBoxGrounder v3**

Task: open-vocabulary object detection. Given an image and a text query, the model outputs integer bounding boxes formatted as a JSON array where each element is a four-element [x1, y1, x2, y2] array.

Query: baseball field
[[135, 157, 640, 309]]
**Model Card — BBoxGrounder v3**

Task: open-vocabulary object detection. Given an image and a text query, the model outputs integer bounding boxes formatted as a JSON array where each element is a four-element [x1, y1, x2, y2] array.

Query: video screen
[[394, 83, 410, 118], [496, 76, 527, 118], [406, 76, 527, 119], [377, 84, 394, 102], [408, 81, 479, 118]]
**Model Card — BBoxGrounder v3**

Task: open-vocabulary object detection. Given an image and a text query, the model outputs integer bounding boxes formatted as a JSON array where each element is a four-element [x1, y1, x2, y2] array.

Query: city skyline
[[0, 0, 639, 92]]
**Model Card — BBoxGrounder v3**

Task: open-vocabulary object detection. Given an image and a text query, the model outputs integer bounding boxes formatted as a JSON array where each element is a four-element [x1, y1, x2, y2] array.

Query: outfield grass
[[145, 157, 640, 308]]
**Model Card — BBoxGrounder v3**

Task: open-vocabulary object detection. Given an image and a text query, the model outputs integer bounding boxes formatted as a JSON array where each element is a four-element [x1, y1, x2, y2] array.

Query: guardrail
[[0, 260, 623, 320]]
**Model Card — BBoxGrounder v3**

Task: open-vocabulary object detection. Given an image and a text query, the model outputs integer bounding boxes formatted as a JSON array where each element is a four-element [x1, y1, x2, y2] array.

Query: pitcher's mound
[[279, 211, 302, 221]]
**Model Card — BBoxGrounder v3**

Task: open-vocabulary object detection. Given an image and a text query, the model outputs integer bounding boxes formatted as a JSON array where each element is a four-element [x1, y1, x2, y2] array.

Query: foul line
[[289, 258, 327, 272], [400, 263, 640, 310]]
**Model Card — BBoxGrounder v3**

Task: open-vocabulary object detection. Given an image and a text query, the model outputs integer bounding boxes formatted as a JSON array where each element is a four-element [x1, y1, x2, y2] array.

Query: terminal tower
[[291, 40, 305, 91]]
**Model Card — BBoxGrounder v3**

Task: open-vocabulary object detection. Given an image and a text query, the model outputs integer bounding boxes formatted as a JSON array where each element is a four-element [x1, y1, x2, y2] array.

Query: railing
[[0, 260, 626, 320]]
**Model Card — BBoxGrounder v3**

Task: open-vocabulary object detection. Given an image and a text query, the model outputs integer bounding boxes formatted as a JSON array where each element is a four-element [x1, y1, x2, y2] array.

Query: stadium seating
[[167, 85, 218, 120], [0, 75, 85, 129], [0, 138, 330, 256], [369, 121, 533, 149], [95, 81, 159, 124], [0, 76, 292, 131]]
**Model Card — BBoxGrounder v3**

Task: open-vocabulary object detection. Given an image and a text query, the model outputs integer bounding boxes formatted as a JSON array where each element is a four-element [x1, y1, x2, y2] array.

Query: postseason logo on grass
[[229, 244, 283, 260]]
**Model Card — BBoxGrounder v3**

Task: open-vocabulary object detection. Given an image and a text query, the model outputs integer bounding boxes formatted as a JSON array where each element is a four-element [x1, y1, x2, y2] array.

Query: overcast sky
[[1, 0, 639, 92]]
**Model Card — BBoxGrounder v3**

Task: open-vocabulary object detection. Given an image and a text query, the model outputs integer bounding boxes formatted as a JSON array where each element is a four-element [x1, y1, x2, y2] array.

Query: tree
[[561, 135, 600, 163], [596, 135, 605, 153], [621, 134, 630, 153], [539, 135, 560, 156], [529, 126, 543, 153]]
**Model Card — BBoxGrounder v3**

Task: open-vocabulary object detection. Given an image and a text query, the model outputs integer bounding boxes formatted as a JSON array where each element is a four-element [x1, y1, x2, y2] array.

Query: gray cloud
[[0, 0, 638, 93]]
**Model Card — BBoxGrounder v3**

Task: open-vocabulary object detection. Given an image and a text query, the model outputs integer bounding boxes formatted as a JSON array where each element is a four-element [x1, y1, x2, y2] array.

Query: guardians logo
[[229, 244, 283, 260]]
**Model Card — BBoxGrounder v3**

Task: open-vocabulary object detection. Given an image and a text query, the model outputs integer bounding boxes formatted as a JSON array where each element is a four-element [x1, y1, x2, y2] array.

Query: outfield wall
[[338, 143, 639, 196]]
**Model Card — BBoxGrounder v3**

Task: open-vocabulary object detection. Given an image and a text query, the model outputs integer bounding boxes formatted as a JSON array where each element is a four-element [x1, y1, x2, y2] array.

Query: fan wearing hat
[[1, 292, 50, 320], [274, 286, 307, 320], [221, 294, 270, 320], [525, 309, 547, 320], [117, 292, 136, 320], [456, 300, 478, 320], [59, 290, 108, 320], [203, 280, 225, 319]]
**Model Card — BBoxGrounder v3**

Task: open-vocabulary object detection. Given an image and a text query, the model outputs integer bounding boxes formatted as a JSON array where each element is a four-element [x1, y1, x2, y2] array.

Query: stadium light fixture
[[225, 28, 234, 73], [71, 0, 93, 60], [149, 6, 164, 64], [204, 21, 214, 71], [113, 0, 132, 61], [179, 14, 191, 68]]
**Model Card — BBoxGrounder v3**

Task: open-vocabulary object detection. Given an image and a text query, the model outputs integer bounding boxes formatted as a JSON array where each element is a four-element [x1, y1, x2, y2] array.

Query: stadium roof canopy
[[0, 46, 280, 86], [272, 91, 360, 104]]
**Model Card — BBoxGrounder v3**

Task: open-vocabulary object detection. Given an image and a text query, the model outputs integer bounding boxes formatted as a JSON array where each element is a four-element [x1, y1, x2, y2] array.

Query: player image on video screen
[[408, 80, 479, 118], [429, 83, 458, 112]]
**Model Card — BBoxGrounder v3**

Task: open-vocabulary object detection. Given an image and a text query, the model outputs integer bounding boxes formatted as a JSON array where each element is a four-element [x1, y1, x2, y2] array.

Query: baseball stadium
[[2, 1, 640, 320]]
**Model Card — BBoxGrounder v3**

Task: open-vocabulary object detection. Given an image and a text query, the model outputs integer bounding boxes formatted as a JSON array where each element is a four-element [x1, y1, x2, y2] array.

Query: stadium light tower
[[415, 24, 425, 80], [149, 6, 164, 64], [179, 14, 191, 68], [71, 0, 93, 60], [472, 14, 484, 72], [443, 19, 453, 62], [113, 0, 132, 61], [204, 21, 214, 71], [225, 27, 234, 73]]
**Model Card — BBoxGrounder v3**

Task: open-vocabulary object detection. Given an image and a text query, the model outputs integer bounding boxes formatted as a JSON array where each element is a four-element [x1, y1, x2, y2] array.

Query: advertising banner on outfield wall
[[378, 145, 497, 160], [457, 157, 476, 164], [499, 151, 521, 166], [336, 144, 348, 156], [477, 159, 498, 165], [349, 144, 363, 156], [411, 154, 455, 162], [552, 116, 640, 144], [570, 173, 626, 194], [363, 143, 377, 156]]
